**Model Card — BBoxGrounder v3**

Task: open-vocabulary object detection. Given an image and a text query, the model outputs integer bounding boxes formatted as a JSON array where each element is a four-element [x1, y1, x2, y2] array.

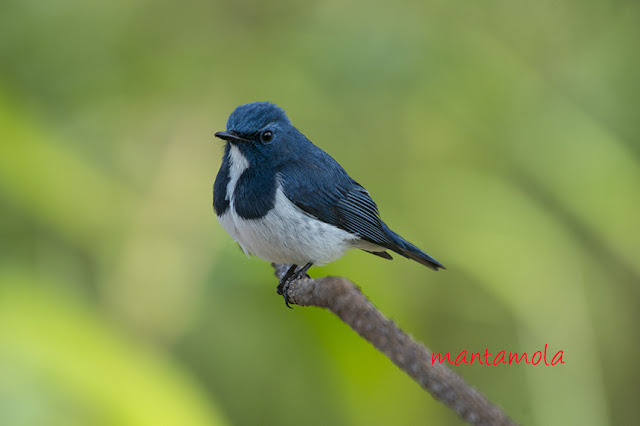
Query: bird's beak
[[214, 131, 249, 143]]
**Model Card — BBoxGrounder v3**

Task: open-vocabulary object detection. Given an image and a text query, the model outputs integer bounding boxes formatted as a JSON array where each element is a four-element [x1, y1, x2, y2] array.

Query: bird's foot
[[276, 263, 312, 308], [276, 265, 297, 308], [278, 278, 295, 309]]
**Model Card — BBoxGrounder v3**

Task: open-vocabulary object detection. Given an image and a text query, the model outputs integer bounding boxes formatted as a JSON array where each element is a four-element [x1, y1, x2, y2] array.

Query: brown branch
[[272, 264, 517, 426]]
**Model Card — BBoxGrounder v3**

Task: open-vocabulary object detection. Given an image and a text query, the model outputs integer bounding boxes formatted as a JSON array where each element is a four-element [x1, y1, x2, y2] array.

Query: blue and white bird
[[213, 102, 444, 306]]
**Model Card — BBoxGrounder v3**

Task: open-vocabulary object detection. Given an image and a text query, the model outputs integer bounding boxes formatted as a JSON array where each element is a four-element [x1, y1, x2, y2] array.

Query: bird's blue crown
[[226, 102, 290, 136]]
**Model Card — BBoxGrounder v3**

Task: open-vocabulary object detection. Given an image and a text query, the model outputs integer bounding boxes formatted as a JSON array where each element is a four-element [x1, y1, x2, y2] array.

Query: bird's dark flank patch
[[233, 167, 278, 220], [213, 144, 231, 215]]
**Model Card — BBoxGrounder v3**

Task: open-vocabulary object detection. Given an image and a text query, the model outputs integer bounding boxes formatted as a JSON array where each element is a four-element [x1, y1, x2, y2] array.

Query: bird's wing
[[280, 153, 445, 270], [279, 157, 394, 247]]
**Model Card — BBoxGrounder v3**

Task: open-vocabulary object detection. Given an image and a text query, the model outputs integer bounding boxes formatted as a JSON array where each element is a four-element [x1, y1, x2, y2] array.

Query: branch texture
[[273, 264, 517, 426]]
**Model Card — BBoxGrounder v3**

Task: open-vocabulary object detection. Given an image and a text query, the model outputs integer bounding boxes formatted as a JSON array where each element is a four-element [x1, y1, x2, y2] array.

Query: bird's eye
[[260, 130, 274, 143]]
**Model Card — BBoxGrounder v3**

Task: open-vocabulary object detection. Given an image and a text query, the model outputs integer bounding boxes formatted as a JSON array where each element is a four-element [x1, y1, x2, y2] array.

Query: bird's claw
[[277, 278, 294, 309], [277, 274, 305, 308], [276, 264, 312, 308]]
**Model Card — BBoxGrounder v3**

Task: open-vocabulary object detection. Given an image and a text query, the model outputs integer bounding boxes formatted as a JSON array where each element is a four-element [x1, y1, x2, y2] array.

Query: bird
[[213, 102, 444, 307]]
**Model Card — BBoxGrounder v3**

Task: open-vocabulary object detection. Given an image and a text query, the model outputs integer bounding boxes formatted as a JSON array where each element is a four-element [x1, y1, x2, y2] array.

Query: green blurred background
[[1, 0, 639, 425]]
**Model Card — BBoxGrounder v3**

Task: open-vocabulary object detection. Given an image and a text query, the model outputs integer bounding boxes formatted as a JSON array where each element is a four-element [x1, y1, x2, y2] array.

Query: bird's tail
[[383, 225, 445, 271]]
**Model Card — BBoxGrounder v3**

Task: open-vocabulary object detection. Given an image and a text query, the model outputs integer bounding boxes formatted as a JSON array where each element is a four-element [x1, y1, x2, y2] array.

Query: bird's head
[[215, 102, 304, 165]]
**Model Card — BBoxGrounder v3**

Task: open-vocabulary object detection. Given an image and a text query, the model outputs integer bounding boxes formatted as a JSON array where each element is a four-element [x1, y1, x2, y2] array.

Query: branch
[[272, 264, 517, 426]]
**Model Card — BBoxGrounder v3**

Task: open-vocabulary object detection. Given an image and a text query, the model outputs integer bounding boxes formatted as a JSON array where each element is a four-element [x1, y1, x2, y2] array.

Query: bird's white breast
[[217, 145, 361, 265]]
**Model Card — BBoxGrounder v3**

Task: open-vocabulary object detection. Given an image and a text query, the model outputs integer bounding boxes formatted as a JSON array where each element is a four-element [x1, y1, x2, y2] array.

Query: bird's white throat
[[226, 144, 250, 204]]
